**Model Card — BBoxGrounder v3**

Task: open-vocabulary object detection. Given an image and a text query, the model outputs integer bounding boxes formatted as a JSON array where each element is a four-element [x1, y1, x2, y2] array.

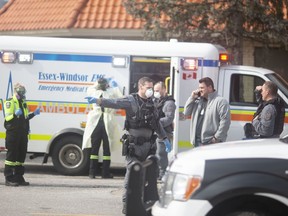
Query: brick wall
[[243, 40, 262, 66]]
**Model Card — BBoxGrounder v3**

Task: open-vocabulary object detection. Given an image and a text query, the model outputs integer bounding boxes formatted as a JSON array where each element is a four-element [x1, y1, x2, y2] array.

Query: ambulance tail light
[[1, 51, 16, 63], [181, 58, 198, 71]]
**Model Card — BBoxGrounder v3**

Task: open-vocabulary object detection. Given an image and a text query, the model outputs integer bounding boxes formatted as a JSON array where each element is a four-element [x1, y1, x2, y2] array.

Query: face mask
[[16, 87, 26, 99], [154, 91, 161, 99], [145, 88, 153, 98]]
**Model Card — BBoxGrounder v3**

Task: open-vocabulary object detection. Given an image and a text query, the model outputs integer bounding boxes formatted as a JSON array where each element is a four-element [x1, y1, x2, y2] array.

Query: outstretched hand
[[34, 107, 41, 115], [85, 96, 98, 104]]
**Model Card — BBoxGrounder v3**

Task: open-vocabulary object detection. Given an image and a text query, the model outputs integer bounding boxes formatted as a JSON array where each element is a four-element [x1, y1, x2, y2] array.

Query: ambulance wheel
[[52, 135, 89, 175]]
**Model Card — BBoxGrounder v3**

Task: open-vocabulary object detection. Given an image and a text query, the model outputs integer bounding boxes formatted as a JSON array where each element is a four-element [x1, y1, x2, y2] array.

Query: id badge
[[200, 108, 205, 115]]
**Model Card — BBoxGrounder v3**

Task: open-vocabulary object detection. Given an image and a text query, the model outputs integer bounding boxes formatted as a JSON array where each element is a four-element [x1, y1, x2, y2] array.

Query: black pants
[[4, 128, 28, 179], [91, 117, 110, 157]]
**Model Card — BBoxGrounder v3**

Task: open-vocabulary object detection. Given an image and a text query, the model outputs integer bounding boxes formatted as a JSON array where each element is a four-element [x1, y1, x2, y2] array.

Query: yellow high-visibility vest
[[4, 95, 29, 121]]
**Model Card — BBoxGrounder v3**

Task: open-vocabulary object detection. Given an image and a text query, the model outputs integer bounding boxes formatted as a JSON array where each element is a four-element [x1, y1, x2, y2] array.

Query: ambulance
[[0, 36, 287, 175]]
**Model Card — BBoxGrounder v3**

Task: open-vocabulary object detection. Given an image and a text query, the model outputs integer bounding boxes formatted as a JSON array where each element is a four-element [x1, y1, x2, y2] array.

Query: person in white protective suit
[[82, 78, 123, 178]]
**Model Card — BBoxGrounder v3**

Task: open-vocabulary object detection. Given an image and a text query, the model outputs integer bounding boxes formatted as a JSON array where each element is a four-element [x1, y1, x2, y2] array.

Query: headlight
[[159, 172, 202, 207]]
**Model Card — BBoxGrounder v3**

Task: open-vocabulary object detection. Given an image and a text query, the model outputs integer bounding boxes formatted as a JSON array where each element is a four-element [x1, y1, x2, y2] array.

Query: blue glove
[[34, 107, 41, 115], [15, 108, 22, 116], [110, 80, 118, 88], [163, 138, 172, 153], [107, 78, 118, 88], [85, 96, 98, 104]]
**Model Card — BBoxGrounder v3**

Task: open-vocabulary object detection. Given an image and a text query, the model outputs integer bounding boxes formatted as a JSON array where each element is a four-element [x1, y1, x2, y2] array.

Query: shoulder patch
[[5, 102, 11, 109], [264, 110, 272, 121]]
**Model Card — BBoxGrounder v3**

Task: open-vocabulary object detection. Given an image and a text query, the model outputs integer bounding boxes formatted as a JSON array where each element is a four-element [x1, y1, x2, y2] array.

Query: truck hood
[[169, 137, 288, 176]]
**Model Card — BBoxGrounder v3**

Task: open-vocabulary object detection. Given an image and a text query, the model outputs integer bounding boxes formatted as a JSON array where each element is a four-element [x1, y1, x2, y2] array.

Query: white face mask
[[154, 91, 161, 99], [145, 88, 153, 98]]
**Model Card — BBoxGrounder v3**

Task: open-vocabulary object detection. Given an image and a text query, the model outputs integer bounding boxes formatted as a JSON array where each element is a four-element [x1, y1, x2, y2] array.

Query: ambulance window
[[230, 74, 264, 106], [129, 57, 170, 93]]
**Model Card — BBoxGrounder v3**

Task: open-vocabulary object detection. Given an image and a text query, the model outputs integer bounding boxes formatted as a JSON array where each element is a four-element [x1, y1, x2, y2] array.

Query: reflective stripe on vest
[[4, 95, 29, 121]]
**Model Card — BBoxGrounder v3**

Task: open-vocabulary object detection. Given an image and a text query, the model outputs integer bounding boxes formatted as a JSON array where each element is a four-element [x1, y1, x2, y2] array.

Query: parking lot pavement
[[0, 152, 126, 216]]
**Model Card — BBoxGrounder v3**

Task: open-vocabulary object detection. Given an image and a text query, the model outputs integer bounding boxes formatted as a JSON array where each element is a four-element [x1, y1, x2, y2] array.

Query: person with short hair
[[184, 77, 231, 147], [244, 81, 285, 138], [85, 76, 171, 214], [3, 83, 40, 186], [153, 81, 176, 180]]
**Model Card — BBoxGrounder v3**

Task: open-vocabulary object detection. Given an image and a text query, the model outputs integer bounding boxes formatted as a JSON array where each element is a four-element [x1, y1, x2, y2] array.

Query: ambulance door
[[170, 57, 203, 154]]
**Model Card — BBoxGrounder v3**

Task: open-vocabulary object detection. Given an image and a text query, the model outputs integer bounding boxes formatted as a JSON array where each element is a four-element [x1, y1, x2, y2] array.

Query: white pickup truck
[[152, 135, 288, 216]]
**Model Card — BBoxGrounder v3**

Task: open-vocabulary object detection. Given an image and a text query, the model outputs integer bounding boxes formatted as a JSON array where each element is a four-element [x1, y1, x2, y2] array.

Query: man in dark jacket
[[244, 81, 285, 138], [153, 81, 175, 180]]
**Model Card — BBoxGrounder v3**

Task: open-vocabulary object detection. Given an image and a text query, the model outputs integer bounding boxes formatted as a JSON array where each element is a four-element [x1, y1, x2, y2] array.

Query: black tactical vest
[[156, 95, 175, 119], [125, 93, 157, 130], [272, 98, 285, 135]]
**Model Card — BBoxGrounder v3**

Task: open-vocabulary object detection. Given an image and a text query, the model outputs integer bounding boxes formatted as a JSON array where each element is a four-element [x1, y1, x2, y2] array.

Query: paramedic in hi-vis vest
[[3, 83, 41, 186], [82, 78, 123, 179]]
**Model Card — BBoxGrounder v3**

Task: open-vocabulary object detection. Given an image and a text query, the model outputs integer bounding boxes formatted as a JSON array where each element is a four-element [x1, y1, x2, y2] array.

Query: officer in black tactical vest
[[3, 83, 41, 186], [85, 77, 171, 214]]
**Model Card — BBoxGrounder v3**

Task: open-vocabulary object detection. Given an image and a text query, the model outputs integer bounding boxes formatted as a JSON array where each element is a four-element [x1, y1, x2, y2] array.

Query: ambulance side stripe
[[199, 60, 219, 67], [0, 100, 126, 115], [34, 53, 112, 63], [0, 99, 3, 117], [0, 132, 52, 141], [33, 52, 219, 67], [29, 134, 52, 141]]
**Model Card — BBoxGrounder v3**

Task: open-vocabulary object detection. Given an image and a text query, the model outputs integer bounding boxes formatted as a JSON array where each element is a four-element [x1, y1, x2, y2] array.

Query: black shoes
[[18, 180, 30, 186], [5, 180, 19, 187], [17, 176, 30, 186], [5, 176, 30, 186], [89, 174, 95, 179], [102, 173, 114, 179]]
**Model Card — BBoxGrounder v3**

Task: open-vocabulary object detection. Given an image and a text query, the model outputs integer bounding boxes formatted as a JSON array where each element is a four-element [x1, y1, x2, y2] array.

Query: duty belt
[[128, 135, 150, 146]]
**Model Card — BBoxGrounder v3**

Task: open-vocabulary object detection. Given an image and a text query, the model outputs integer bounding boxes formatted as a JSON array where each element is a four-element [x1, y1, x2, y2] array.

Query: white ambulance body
[[0, 36, 287, 175]]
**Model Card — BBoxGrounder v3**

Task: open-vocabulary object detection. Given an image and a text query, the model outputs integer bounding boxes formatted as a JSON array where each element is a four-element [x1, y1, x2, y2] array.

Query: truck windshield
[[266, 73, 288, 99]]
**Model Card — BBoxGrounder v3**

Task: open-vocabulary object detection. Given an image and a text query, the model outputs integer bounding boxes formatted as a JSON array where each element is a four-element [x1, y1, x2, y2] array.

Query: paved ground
[[0, 152, 126, 216]]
